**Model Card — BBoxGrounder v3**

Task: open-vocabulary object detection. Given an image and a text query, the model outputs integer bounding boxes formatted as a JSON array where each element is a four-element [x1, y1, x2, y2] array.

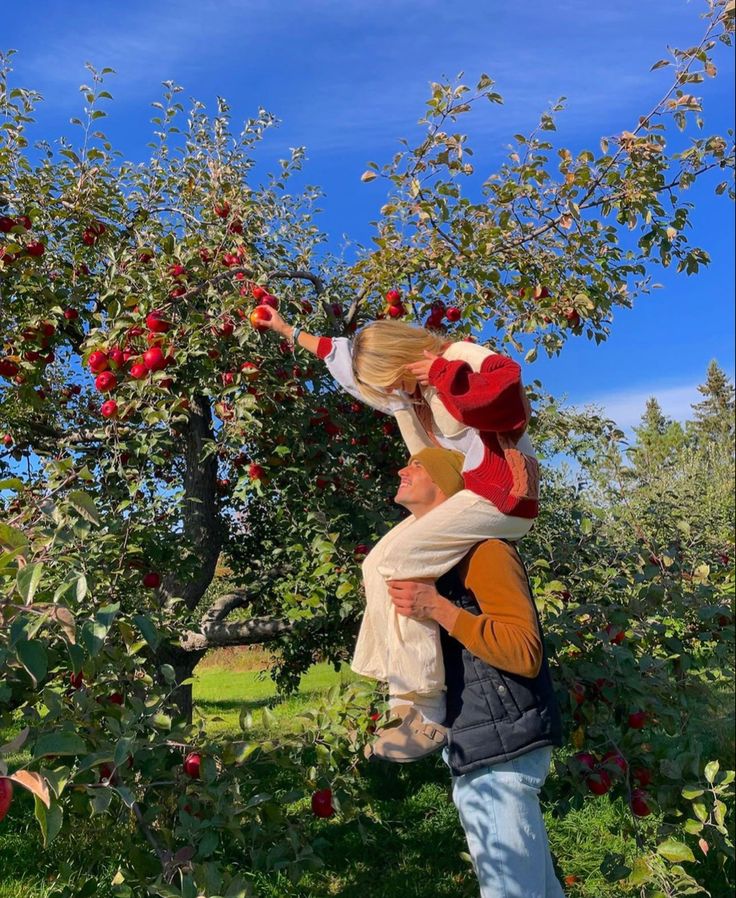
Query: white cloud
[[571, 382, 706, 431]]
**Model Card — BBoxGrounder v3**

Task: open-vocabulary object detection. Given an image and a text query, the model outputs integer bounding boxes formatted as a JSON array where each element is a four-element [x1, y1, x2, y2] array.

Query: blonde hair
[[352, 320, 446, 405]]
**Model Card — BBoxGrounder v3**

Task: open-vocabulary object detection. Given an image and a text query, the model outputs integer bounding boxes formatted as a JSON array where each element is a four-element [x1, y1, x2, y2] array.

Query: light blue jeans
[[443, 745, 566, 898]]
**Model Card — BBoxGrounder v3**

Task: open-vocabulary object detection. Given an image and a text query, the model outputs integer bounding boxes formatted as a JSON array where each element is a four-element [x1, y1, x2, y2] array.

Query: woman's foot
[[365, 704, 446, 762]]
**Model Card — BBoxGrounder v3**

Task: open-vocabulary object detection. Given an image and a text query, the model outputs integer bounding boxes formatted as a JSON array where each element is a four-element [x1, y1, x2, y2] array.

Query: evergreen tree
[[690, 360, 735, 446], [629, 397, 686, 477]]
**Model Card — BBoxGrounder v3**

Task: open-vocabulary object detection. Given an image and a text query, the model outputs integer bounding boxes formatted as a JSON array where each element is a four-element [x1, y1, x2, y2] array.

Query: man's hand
[[387, 578, 441, 620], [404, 350, 439, 386]]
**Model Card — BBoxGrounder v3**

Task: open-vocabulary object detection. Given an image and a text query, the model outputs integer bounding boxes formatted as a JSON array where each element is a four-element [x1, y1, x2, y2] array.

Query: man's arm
[[387, 540, 543, 678], [450, 541, 543, 677]]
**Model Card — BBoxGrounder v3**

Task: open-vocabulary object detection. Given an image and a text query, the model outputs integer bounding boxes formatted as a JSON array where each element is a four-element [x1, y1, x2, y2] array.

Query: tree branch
[[179, 616, 293, 652], [199, 590, 250, 627]]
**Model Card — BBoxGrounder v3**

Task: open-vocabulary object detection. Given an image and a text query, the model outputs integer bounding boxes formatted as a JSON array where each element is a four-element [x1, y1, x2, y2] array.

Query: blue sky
[[3, 0, 734, 433]]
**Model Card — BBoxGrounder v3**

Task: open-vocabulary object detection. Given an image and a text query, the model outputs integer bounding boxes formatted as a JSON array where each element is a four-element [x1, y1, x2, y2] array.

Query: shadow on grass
[[195, 688, 337, 716]]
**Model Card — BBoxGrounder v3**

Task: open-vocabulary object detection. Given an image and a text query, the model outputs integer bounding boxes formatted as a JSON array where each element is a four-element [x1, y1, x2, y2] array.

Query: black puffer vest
[[438, 543, 562, 776]]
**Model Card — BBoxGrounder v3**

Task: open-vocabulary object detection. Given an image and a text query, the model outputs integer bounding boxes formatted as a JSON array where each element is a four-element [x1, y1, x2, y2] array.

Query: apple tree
[[1, 0, 734, 894]]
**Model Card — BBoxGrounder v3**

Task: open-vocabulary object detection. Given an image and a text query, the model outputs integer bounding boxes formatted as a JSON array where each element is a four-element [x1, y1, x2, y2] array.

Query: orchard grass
[[1, 650, 734, 898]]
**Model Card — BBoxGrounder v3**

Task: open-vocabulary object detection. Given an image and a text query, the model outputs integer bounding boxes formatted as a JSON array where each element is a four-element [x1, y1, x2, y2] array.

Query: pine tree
[[629, 397, 686, 477], [690, 360, 735, 446]]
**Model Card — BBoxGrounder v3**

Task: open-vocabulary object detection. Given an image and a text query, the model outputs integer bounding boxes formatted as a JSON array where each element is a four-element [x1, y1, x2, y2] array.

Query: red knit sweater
[[316, 338, 538, 518]]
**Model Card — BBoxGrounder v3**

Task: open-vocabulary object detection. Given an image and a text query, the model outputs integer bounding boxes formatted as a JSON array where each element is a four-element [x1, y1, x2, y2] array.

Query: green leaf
[[33, 732, 88, 758], [16, 640, 48, 686], [17, 563, 43, 603], [656, 838, 695, 864], [692, 801, 708, 822], [133, 614, 160, 650], [704, 760, 720, 784], [0, 478, 24, 491], [0, 523, 29, 550], [67, 490, 101, 526], [34, 796, 63, 847], [628, 856, 651, 885], [681, 786, 704, 799]]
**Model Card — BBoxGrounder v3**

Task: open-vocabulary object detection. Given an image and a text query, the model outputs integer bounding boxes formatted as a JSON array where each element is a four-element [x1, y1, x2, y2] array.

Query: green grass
[[191, 657, 359, 737], [1, 652, 734, 898]]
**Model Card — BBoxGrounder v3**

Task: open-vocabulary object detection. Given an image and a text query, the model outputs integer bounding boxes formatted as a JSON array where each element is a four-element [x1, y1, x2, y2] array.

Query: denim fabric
[[444, 745, 566, 898]]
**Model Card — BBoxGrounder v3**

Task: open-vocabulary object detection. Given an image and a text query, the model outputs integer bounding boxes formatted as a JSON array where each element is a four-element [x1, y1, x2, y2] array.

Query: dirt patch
[[196, 645, 274, 672]]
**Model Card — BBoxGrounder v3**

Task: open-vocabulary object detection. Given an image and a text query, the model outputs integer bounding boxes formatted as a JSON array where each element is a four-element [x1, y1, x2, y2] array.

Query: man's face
[[394, 458, 444, 511]]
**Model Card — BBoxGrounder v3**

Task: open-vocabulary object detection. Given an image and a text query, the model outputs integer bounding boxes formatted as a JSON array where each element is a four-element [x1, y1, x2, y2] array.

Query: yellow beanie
[[409, 447, 465, 498]]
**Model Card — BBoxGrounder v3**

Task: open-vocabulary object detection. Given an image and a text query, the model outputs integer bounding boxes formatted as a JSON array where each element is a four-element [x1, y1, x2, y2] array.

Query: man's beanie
[[409, 447, 465, 498]]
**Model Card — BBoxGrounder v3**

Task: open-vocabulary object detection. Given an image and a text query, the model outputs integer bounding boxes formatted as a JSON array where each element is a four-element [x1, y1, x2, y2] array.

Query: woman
[[259, 309, 539, 760]]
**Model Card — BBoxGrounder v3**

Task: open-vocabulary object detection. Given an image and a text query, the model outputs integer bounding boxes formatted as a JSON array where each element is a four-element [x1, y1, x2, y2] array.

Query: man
[[368, 447, 565, 898]]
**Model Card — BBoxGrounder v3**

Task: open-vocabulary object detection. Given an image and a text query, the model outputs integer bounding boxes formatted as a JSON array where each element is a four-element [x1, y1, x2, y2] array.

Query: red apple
[[214, 201, 230, 219], [222, 372, 235, 386], [0, 779, 14, 823], [330, 303, 343, 318], [0, 359, 20, 378], [385, 289, 401, 305], [387, 303, 405, 318], [26, 241, 45, 257], [88, 350, 109, 373], [601, 750, 628, 777], [142, 572, 161, 590], [587, 769, 612, 795], [633, 767, 652, 787], [2, 433, 13, 448], [250, 307, 272, 330], [143, 347, 167, 372], [534, 286, 550, 300], [170, 285, 186, 299], [354, 544, 369, 557], [146, 311, 171, 333], [564, 308, 581, 327], [445, 306, 461, 322], [95, 371, 117, 392], [252, 285, 267, 301], [573, 752, 597, 772], [168, 263, 186, 278], [570, 682, 586, 705], [218, 318, 235, 337], [69, 670, 84, 690], [0, 216, 15, 233], [248, 463, 265, 481], [260, 294, 279, 310], [108, 692, 124, 705], [100, 399, 118, 419], [130, 362, 148, 380], [605, 624, 626, 645], [630, 789, 652, 817], [108, 348, 126, 369], [240, 361, 259, 378], [310, 788, 335, 819], [63, 307, 79, 320], [228, 218, 243, 234], [183, 752, 201, 779], [99, 763, 117, 785], [627, 711, 647, 730], [301, 299, 313, 314]]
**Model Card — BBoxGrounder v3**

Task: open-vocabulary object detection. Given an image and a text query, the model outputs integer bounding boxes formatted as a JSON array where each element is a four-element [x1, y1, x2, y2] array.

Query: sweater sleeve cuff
[[427, 356, 466, 390], [448, 607, 479, 645], [316, 337, 333, 360]]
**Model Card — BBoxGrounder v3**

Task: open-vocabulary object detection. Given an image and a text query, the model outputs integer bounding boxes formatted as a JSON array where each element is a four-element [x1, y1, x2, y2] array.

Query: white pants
[[350, 490, 533, 717]]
